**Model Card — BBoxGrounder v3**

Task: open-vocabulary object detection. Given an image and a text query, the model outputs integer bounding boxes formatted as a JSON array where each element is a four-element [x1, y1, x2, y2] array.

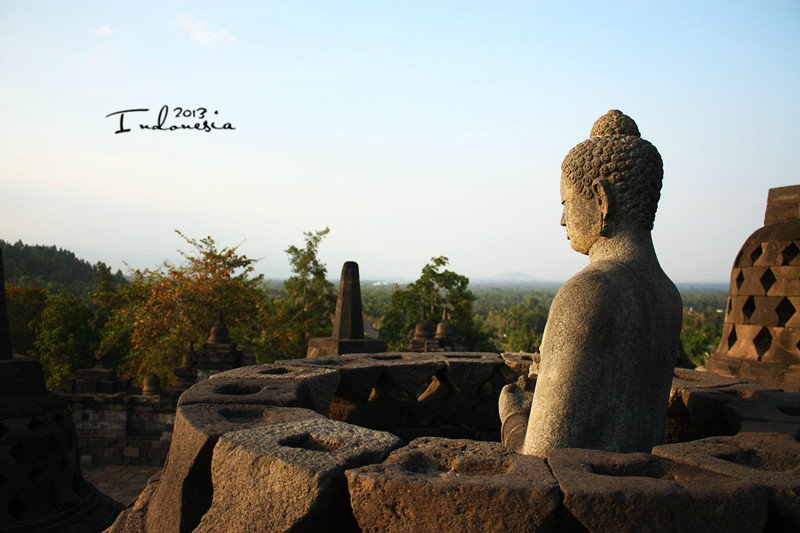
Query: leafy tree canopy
[[99, 231, 278, 384], [380, 256, 494, 351], [1, 239, 125, 297]]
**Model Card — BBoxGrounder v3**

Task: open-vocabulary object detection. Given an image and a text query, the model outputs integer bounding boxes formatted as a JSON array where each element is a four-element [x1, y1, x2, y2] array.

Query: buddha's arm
[[522, 268, 617, 455]]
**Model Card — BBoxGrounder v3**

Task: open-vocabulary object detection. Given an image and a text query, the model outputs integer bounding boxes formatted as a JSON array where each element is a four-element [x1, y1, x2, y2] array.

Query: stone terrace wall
[[66, 393, 177, 467], [107, 353, 800, 533]]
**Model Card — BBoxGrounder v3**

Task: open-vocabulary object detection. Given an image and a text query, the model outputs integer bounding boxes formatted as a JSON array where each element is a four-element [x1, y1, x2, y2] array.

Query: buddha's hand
[[498, 374, 535, 453]]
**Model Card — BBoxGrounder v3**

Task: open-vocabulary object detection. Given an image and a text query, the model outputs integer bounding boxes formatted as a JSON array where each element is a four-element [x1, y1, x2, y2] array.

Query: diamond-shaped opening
[[750, 244, 763, 264], [27, 417, 44, 436], [760, 268, 776, 293], [727, 326, 737, 349], [776, 298, 796, 328], [47, 486, 61, 509], [735, 271, 745, 291], [9, 442, 27, 464], [753, 327, 773, 359], [7, 493, 27, 521], [28, 464, 45, 485], [46, 436, 59, 455], [742, 296, 756, 320], [782, 242, 800, 265], [727, 298, 733, 315]]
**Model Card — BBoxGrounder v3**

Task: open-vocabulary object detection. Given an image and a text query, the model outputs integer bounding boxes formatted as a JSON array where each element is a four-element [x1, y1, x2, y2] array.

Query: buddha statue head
[[559, 110, 664, 254]]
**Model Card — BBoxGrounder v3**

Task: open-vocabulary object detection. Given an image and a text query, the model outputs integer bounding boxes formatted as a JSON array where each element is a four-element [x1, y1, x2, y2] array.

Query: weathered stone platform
[[107, 353, 800, 533]]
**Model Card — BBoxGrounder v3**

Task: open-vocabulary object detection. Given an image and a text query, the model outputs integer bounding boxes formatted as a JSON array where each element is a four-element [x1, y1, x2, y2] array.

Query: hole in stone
[[46, 436, 59, 455], [217, 407, 269, 423], [742, 297, 756, 320], [590, 461, 669, 479], [750, 245, 763, 264], [715, 449, 795, 471], [27, 417, 44, 436], [8, 494, 26, 521], [278, 433, 342, 452], [9, 443, 27, 464], [727, 326, 737, 349], [727, 298, 733, 314], [760, 268, 776, 293], [371, 354, 402, 360], [735, 271, 745, 291], [416, 375, 443, 401], [776, 298, 795, 328], [258, 367, 291, 375], [782, 242, 799, 265], [28, 464, 45, 485], [753, 328, 773, 359], [521, 355, 532, 361], [776, 405, 800, 416], [214, 383, 264, 395], [445, 354, 481, 359]]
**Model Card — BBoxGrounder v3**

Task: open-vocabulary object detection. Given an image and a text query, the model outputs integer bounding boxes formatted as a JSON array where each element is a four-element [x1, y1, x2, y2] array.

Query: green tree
[[381, 257, 494, 351], [280, 228, 336, 355], [5, 285, 48, 356], [99, 231, 280, 384], [33, 292, 96, 388]]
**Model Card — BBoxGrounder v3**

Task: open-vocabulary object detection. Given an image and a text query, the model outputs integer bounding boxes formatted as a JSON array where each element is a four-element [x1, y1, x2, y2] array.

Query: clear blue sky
[[1, 1, 798, 283]]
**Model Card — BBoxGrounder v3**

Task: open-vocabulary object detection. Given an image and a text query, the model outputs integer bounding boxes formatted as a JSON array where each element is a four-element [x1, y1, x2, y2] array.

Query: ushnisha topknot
[[590, 109, 640, 138], [562, 110, 662, 231]]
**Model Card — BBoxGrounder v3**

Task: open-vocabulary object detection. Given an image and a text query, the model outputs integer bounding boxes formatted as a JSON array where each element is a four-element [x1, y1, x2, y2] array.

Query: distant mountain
[[1, 239, 125, 295], [491, 272, 538, 282]]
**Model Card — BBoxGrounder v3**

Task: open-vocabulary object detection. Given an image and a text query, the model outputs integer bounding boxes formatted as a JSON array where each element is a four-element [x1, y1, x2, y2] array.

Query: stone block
[[176, 377, 313, 409], [346, 437, 564, 533], [207, 364, 341, 415], [682, 384, 775, 438], [653, 432, 800, 531], [195, 418, 402, 533], [123, 446, 140, 458], [281, 354, 384, 407], [547, 448, 768, 533], [722, 394, 800, 432], [145, 403, 322, 533], [672, 367, 745, 391]]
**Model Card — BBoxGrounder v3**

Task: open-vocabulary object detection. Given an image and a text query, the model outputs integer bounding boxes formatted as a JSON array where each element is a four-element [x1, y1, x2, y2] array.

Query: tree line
[[3, 233, 725, 388]]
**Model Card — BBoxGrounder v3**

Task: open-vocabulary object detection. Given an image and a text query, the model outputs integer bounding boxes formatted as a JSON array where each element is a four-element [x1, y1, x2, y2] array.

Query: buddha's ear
[[592, 179, 616, 236]]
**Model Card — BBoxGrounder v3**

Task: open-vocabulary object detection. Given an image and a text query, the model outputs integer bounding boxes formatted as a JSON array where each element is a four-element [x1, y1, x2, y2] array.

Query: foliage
[[33, 291, 97, 388], [279, 228, 336, 355], [99, 231, 278, 384], [678, 289, 727, 365], [5, 285, 48, 356], [1, 239, 125, 297], [380, 257, 494, 351]]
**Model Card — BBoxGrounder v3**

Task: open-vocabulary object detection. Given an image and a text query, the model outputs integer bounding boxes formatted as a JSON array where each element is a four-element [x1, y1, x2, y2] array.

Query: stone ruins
[[706, 184, 800, 391], [0, 249, 121, 531], [306, 262, 387, 357]]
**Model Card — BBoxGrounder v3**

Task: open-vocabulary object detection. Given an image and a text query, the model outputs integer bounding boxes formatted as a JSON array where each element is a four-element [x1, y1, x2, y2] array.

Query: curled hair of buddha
[[562, 110, 663, 230]]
